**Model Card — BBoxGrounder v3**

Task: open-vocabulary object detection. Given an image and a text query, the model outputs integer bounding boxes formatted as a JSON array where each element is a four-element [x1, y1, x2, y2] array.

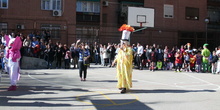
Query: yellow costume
[[115, 46, 133, 90]]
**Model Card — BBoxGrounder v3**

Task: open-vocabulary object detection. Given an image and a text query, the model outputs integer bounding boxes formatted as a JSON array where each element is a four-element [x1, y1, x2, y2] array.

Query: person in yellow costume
[[112, 24, 134, 93], [112, 42, 133, 93]]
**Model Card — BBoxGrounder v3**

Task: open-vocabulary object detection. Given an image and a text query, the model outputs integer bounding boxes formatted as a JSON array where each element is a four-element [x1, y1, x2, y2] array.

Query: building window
[[0, 23, 7, 33], [41, 0, 62, 10], [0, 0, 8, 9], [208, 8, 220, 24], [164, 4, 174, 18], [41, 24, 61, 39], [76, 26, 99, 43], [76, 1, 100, 13], [119, 1, 144, 24], [185, 7, 199, 20]]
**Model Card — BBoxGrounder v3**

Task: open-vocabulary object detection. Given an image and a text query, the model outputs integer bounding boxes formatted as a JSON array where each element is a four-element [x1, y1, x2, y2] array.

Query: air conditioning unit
[[103, 1, 109, 6], [17, 24, 25, 29], [53, 10, 62, 16]]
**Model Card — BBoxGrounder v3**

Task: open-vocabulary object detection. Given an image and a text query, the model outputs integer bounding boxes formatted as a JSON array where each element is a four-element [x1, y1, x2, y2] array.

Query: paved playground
[[1, 64, 220, 110]]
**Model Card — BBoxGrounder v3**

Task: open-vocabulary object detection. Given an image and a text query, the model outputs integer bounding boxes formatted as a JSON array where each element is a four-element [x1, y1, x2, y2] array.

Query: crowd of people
[[134, 43, 220, 74], [0, 31, 220, 74], [0, 29, 220, 93]]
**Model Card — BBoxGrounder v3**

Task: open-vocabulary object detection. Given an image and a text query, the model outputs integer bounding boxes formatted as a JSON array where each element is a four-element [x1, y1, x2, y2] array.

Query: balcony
[[76, 12, 100, 23], [208, 0, 220, 6]]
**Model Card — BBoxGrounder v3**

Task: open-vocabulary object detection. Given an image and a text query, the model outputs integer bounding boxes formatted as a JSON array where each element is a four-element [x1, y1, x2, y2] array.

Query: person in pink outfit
[[5, 34, 22, 91]]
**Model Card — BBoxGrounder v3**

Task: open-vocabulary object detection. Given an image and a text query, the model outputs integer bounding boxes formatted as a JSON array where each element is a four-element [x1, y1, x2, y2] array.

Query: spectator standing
[[183, 51, 191, 72], [157, 45, 164, 62], [55, 44, 64, 69], [175, 50, 183, 72], [99, 44, 104, 66], [44, 44, 55, 69], [209, 51, 217, 74], [163, 46, 169, 70], [132, 44, 137, 66], [39, 41, 46, 59], [31, 37, 39, 57], [0, 31, 5, 44], [149, 47, 157, 71], [215, 46, 220, 74], [93, 44, 100, 65], [22, 35, 32, 56], [107, 44, 116, 67], [169, 47, 176, 70], [136, 42, 144, 70], [64, 50, 72, 69], [103, 45, 109, 66], [70, 43, 78, 68], [195, 51, 203, 73], [63, 44, 70, 69]]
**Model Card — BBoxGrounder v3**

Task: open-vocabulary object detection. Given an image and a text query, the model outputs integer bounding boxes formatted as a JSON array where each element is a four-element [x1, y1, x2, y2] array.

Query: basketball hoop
[[137, 15, 146, 28], [127, 7, 154, 28]]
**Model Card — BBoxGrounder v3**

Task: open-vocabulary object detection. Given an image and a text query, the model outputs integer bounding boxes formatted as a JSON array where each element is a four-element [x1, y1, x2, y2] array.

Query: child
[[184, 51, 191, 72], [175, 50, 183, 72], [212, 51, 219, 74], [149, 48, 157, 72], [195, 51, 203, 73], [156, 60, 163, 70], [64, 50, 72, 69]]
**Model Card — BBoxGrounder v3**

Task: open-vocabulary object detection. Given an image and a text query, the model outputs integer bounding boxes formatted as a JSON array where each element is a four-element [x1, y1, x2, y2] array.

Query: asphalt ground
[[1, 64, 220, 110]]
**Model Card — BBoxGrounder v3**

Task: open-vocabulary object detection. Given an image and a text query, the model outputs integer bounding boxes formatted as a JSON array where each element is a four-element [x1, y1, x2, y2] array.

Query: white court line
[[28, 71, 220, 91], [136, 79, 186, 89], [28, 73, 76, 88], [182, 73, 220, 91]]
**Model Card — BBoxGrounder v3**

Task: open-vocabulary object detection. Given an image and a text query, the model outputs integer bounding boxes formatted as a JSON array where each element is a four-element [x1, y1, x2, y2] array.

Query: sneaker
[[7, 85, 17, 91]]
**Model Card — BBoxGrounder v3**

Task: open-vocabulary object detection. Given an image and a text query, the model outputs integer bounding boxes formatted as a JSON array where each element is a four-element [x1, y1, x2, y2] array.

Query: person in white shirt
[[99, 44, 104, 66], [215, 46, 220, 74], [136, 42, 144, 70]]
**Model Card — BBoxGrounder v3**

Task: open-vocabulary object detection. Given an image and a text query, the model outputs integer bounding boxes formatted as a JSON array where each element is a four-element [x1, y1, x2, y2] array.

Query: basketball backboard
[[127, 7, 155, 27]]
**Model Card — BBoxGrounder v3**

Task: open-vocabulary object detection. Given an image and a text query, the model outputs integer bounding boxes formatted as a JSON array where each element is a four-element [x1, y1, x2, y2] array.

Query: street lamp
[[204, 18, 209, 43]]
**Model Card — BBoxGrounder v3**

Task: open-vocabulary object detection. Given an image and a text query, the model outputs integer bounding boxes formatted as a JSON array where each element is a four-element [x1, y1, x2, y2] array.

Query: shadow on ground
[[0, 86, 89, 107]]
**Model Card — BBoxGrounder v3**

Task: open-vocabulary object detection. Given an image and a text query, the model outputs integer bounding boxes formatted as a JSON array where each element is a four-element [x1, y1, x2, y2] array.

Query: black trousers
[[56, 57, 62, 68], [136, 55, 143, 69], [78, 61, 87, 79]]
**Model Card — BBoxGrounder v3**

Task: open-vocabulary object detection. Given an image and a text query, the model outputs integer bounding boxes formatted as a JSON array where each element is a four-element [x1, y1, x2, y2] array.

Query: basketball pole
[[129, 26, 147, 44], [133, 27, 147, 33]]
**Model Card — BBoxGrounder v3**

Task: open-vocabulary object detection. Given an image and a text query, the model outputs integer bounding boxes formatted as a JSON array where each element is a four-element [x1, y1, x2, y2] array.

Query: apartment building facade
[[0, 0, 219, 48]]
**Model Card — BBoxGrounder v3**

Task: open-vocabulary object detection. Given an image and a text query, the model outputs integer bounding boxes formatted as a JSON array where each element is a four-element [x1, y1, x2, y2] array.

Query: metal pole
[[206, 23, 207, 43]]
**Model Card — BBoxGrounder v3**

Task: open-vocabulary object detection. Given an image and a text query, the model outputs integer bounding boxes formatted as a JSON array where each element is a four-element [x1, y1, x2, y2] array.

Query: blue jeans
[[94, 55, 99, 64]]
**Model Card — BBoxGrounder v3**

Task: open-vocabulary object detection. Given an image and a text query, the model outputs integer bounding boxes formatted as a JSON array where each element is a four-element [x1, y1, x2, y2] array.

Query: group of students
[[132, 42, 220, 74]]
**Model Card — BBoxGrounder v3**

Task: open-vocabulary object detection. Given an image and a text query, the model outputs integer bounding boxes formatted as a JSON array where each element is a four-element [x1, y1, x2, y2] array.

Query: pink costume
[[5, 36, 22, 91]]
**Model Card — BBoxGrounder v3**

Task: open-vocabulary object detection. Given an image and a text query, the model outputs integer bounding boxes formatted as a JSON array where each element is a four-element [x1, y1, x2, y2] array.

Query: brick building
[[0, 0, 219, 49]]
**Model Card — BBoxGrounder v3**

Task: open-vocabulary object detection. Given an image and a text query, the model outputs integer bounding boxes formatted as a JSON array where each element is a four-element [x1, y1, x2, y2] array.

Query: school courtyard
[[1, 64, 220, 110]]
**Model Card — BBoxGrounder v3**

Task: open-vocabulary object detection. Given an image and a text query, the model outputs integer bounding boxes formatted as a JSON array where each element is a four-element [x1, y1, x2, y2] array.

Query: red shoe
[[7, 85, 17, 91]]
